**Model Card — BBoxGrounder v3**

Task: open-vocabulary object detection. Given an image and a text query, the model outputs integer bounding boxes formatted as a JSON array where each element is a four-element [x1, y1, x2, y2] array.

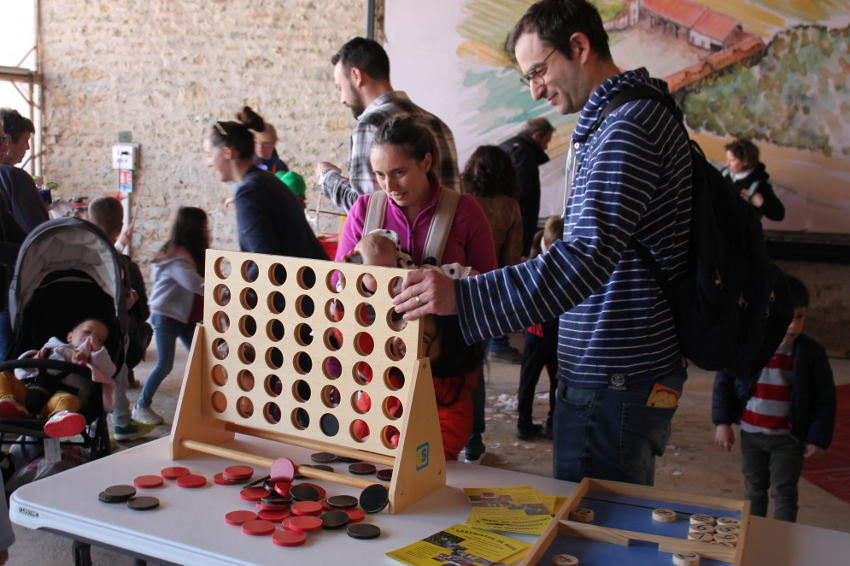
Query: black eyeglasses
[[520, 48, 557, 87]]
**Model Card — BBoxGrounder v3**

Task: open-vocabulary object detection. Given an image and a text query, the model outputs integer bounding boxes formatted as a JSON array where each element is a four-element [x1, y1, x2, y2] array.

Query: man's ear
[[569, 32, 592, 64], [350, 66, 364, 87]]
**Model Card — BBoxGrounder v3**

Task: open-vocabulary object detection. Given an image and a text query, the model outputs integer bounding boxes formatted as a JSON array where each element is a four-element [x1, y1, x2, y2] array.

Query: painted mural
[[386, 0, 850, 233]]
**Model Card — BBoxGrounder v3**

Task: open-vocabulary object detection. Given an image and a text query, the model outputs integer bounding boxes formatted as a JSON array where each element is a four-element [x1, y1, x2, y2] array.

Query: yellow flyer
[[387, 523, 530, 566], [464, 486, 553, 535]]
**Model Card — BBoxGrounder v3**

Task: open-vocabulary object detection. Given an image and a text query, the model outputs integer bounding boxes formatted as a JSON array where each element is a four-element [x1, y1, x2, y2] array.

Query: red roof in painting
[[642, 0, 706, 28], [693, 9, 740, 42]]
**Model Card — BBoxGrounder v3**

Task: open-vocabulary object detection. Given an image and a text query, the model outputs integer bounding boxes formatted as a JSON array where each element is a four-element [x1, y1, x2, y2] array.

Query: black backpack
[[591, 85, 793, 378]]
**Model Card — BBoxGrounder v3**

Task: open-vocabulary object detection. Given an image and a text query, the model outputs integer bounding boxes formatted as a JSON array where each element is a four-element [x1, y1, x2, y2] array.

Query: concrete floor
[[6, 335, 850, 565]]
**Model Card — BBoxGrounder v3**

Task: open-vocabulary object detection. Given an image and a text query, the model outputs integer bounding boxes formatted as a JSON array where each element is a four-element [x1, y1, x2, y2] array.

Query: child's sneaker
[[43, 410, 86, 438], [0, 395, 27, 418], [132, 405, 164, 425], [112, 419, 155, 442]]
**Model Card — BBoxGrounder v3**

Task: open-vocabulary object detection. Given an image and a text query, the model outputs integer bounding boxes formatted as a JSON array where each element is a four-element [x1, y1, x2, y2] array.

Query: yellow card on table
[[387, 523, 530, 566]]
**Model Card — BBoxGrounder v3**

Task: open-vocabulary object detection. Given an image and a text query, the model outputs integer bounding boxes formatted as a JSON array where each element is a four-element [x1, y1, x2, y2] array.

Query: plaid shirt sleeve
[[319, 121, 378, 212]]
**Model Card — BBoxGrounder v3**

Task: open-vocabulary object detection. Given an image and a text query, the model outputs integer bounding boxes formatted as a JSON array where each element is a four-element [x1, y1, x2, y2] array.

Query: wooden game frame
[[169, 250, 446, 513], [520, 478, 751, 566]]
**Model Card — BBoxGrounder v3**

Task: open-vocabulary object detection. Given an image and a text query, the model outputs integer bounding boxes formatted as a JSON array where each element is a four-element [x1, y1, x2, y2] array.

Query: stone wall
[[40, 0, 369, 261]]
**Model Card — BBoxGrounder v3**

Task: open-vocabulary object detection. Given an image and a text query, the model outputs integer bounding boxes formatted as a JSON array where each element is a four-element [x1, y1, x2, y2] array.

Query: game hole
[[238, 343, 255, 364], [293, 351, 312, 374], [267, 291, 285, 314], [237, 369, 255, 392], [352, 361, 373, 385], [295, 323, 313, 346], [356, 274, 377, 297], [236, 396, 254, 418], [321, 385, 341, 408], [297, 266, 316, 289], [212, 338, 229, 360], [387, 309, 407, 331], [213, 284, 231, 306], [268, 263, 287, 286], [381, 425, 400, 449], [322, 356, 342, 379], [350, 419, 370, 442], [213, 257, 232, 279], [241, 260, 259, 282], [384, 367, 405, 390], [212, 311, 230, 333], [354, 332, 375, 356], [292, 380, 311, 402], [263, 402, 281, 424], [386, 337, 406, 361], [320, 413, 339, 437], [383, 396, 402, 420], [211, 391, 227, 413], [291, 408, 309, 430], [266, 319, 284, 342], [264, 374, 282, 397], [355, 303, 376, 327], [351, 391, 371, 414], [211, 364, 228, 386], [239, 315, 257, 337], [324, 328, 343, 351], [240, 288, 258, 310], [266, 347, 283, 370], [296, 295, 315, 317], [325, 298, 344, 322], [326, 269, 346, 293], [388, 276, 403, 298]]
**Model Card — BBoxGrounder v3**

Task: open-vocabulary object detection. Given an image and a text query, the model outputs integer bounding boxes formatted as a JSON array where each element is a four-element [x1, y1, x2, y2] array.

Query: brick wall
[[40, 0, 370, 262]]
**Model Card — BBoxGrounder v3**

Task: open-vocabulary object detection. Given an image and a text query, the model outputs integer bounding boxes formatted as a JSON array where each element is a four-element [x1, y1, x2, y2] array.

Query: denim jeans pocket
[[619, 403, 677, 484]]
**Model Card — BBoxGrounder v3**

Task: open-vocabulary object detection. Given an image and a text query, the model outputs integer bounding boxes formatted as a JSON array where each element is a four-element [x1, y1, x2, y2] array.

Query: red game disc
[[272, 529, 307, 547], [223, 465, 254, 480], [241, 519, 276, 536], [133, 475, 164, 489], [161, 466, 190, 480], [225, 510, 258, 525], [272, 481, 292, 497], [256, 502, 291, 512], [297, 482, 327, 500], [214, 473, 245, 486], [344, 508, 365, 523], [258, 509, 290, 523], [321, 499, 333, 511], [270, 457, 296, 482], [283, 515, 323, 533], [240, 487, 271, 501], [291, 501, 323, 516], [176, 474, 207, 488]]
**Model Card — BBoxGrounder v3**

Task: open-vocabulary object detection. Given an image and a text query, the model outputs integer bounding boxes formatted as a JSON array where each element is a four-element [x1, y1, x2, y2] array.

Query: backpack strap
[[361, 191, 388, 237], [421, 188, 461, 265]]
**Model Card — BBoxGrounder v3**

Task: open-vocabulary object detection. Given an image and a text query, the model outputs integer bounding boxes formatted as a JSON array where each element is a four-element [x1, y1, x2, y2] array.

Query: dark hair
[[330, 37, 390, 81], [372, 116, 439, 173], [506, 0, 611, 61], [0, 108, 35, 143], [160, 206, 209, 274], [429, 315, 485, 380], [521, 117, 555, 136], [209, 120, 254, 160], [724, 138, 760, 170], [784, 274, 810, 309], [88, 196, 124, 238], [461, 145, 521, 198], [237, 106, 266, 132]]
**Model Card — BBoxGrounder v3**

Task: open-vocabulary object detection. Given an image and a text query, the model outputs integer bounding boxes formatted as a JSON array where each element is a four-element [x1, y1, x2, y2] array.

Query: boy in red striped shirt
[[712, 275, 835, 522]]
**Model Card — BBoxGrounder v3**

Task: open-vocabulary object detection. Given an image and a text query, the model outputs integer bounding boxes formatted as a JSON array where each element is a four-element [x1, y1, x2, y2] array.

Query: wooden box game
[[169, 250, 446, 513], [521, 478, 751, 566]]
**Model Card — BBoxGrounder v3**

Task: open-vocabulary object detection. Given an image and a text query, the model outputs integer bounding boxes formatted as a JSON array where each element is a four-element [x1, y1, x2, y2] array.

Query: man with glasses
[[315, 37, 460, 213], [394, 0, 693, 486]]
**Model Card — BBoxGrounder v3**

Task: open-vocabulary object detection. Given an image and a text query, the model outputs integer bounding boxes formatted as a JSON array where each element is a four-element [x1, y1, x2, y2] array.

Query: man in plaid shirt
[[315, 37, 460, 212]]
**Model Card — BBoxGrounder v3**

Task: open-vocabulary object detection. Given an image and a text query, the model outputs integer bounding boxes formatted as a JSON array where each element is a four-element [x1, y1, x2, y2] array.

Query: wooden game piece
[[672, 551, 700, 565], [223, 465, 253, 480], [714, 533, 738, 545], [360, 484, 389, 513], [688, 524, 715, 534], [297, 482, 327, 499], [327, 495, 358, 509], [291, 501, 323, 516], [241, 519, 275, 536], [176, 474, 206, 488], [689, 513, 715, 526], [321, 510, 350, 529], [715, 525, 739, 535], [161, 466, 190, 480], [133, 475, 164, 489], [687, 532, 714, 542], [290, 484, 320, 502], [569, 507, 594, 523], [214, 472, 249, 486], [305, 464, 334, 473], [716, 516, 740, 526], [711, 541, 736, 548], [127, 496, 160, 511], [376, 468, 393, 482], [272, 482, 292, 497], [311, 452, 337, 464], [270, 458, 296, 483], [344, 508, 365, 523], [100, 485, 136, 503], [272, 529, 307, 547], [224, 510, 258, 525], [283, 515, 323, 533], [551, 554, 579, 565], [346, 523, 380, 539], [348, 462, 377, 476], [258, 509, 290, 523], [652, 508, 677, 522], [256, 502, 291, 512], [240, 487, 270, 501]]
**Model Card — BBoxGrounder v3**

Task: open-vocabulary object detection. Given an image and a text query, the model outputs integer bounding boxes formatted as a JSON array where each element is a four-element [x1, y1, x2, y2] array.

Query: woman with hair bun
[[205, 116, 326, 259]]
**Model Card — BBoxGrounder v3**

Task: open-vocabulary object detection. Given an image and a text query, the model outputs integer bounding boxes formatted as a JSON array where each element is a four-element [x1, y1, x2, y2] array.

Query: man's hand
[[804, 444, 825, 459], [392, 269, 457, 320], [315, 161, 341, 183], [714, 424, 734, 452]]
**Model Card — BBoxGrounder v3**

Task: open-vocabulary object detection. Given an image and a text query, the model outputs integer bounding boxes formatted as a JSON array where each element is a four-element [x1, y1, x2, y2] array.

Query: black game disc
[[335, 456, 361, 464], [127, 496, 160, 511], [359, 484, 389, 514], [260, 493, 291, 506], [321, 510, 350, 529], [348, 462, 377, 476], [347, 523, 381, 539], [290, 484, 321, 502], [326, 495, 358, 509], [376, 469, 393, 482], [310, 452, 337, 464], [304, 464, 334, 473], [99, 485, 136, 503]]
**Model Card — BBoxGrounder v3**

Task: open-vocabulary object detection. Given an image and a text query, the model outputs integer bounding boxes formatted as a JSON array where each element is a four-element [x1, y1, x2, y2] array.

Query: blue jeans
[[552, 374, 683, 485], [138, 314, 195, 408], [740, 431, 804, 522], [488, 335, 510, 352]]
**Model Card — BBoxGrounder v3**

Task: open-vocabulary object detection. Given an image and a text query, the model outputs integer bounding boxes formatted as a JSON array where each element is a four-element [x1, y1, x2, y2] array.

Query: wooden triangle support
[[169, 250, 446, 513]]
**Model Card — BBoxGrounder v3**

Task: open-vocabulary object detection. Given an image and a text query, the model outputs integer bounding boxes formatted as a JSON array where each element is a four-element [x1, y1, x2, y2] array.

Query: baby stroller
[[0, 217, 127, 486]]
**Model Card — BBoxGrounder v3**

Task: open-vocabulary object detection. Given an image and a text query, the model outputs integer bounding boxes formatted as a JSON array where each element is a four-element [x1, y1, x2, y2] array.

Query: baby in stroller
[[0, 317, 116, 438]]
